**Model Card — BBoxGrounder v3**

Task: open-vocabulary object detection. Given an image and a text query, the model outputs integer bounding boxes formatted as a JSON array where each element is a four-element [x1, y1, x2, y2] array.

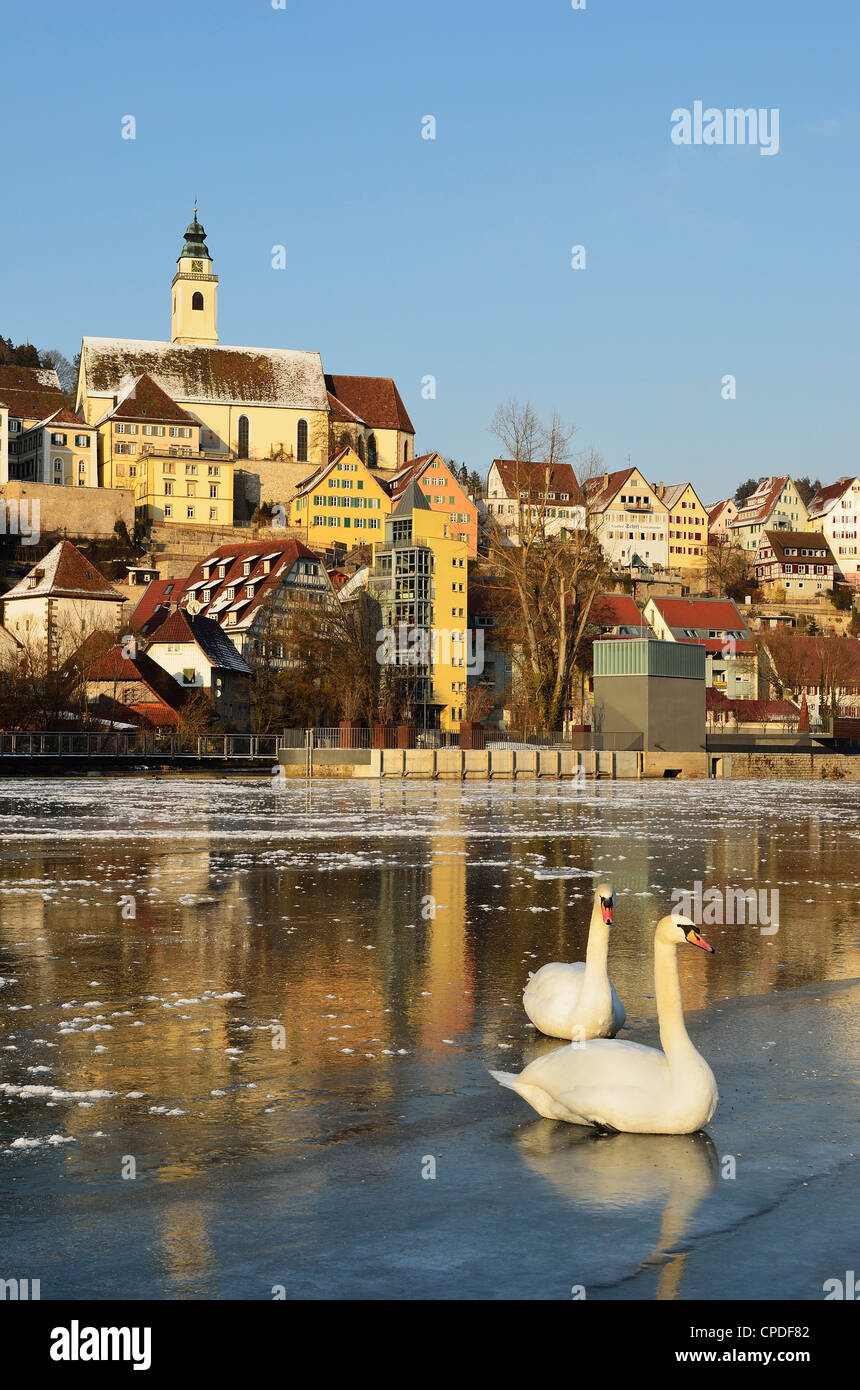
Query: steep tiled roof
[[147, 609, 252, 673], [582, 468, 639, 512], [764, 634, 860, 688], [82, 644, 188, 709], [707, 499, 736, 524], [326, 390, 365, 425], [36, 405, 91, 428], [589, 593, 645, 629], [324, 375, 414, 433], [179, 538, 328, 636], [655, 482, 705, 513], [492, 459, 585, 507], [82, 338, 328, 410], [806, 478, 859, 521], [759, 530, 835, 566], [101, 373, 196, 424], [130, 578, 188, 635], [730, 476, 791, 527], [650, 595, 749, 633], [0, 365, 64, 421], [3, 541, 124, 602]]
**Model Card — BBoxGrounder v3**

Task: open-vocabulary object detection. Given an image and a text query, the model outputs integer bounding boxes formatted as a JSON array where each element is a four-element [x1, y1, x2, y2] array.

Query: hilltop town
[[2, 211, 860, 763]]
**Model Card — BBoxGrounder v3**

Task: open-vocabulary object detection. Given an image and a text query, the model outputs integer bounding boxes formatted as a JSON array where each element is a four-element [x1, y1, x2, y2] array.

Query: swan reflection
[[514, 1122, 718, 1299]]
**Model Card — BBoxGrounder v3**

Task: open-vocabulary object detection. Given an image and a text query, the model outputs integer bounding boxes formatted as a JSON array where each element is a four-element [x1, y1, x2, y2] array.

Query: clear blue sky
[[2, 0, 858, 500]]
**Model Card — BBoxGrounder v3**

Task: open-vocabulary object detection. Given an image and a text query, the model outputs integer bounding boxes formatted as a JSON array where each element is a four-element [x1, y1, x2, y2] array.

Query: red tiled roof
[[730, 476, 790, 527], [492, 459, 585, 507], [707, 499, 735, 523], [39, 405, 90, 427], [130, 578, 188, 635], [757, 531, 835, 566], [764, 634, 860, 688], [807, 478, 858, 520], [179, 538, 327, 636], [589, 593, 644, 629], [106, 373, 196, 424], [0, 365, 65, 422], [4, 540, 124, 602], [706, 690, 799, 722], [326, 390, 365, 425], [324, 375, 414, 433], [650, 595, 748, 632], [582, 468, 638, 511]]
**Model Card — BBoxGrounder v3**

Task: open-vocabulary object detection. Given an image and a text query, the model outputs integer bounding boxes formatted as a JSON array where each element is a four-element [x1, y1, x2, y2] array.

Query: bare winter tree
[[487, 399, 608, 730]]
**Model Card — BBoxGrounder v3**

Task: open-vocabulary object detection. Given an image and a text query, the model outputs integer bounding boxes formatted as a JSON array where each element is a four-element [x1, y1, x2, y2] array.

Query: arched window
[[403, 440, 409, 463], [237, 415, 250, 459], [192, 291, 204, 310], [367, 433, 377, 468], [296, 418, 308, 462], [357, 437, 366, 463]]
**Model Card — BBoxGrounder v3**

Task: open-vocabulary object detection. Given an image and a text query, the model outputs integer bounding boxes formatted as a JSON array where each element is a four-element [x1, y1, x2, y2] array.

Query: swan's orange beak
[[600, 898, 613, 925], [686, 928, 714, 954]]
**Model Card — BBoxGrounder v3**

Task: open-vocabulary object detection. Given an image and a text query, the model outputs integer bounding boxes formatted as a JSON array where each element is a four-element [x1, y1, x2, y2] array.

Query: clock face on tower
[[191, 259, 203, 272]]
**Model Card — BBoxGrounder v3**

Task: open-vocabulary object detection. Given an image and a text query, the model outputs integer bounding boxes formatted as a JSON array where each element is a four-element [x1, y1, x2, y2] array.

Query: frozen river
[[0, 776, 857, 1300]]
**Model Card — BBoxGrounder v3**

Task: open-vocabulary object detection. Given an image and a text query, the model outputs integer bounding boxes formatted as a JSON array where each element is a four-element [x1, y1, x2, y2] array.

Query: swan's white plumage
[[496, 915, 718, 1135], [522, 885, 625, 1040]]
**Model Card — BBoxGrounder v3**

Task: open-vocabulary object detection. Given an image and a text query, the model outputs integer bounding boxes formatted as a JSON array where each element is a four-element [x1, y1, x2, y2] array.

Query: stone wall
[[722, 751, 860, 780], [1, 481, 134, 539]]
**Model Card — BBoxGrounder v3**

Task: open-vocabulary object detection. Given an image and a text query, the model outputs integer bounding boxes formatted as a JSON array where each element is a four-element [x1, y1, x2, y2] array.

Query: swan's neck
[[655, 938, 697, 1064], [583, 906, 610, 980]]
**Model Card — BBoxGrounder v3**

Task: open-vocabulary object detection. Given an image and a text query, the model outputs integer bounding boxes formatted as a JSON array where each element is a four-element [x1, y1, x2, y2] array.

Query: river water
[[0, 776, 857, 1299]]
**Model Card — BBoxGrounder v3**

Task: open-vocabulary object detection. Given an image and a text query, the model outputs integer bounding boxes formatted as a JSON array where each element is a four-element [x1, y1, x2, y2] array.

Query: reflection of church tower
[[171, 208, 219, 345]]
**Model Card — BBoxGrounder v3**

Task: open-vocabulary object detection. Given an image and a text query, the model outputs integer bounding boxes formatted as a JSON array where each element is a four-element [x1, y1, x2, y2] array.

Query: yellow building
[[94, 371, 233, 525], [368, 479, 469, 730], [288, 445, 390, 546], [653, 481, 709, 571]]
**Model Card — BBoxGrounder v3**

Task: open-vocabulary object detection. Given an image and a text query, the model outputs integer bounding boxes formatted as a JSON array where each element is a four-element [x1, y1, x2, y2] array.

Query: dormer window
[[226, 586, 235, 600], [218, 564, 226, 578]]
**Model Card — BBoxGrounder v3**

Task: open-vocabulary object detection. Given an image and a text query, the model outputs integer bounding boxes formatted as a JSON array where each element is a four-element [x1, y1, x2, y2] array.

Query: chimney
[[601, 472, 609, 489]]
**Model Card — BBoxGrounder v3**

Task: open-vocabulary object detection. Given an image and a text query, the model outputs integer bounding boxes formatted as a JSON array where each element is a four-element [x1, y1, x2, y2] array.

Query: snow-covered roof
[[81, 337, 328, 411]]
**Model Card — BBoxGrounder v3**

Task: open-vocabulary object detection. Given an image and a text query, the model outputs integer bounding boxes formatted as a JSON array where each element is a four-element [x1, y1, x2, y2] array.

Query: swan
[[522, 883, 626, 1040], [492, 914, 718, 1135]]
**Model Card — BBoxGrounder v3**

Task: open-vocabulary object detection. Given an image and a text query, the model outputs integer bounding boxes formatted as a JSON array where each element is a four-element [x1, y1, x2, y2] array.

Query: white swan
[[492, 914, 718, 1135], [522, 883, 626, 1040]]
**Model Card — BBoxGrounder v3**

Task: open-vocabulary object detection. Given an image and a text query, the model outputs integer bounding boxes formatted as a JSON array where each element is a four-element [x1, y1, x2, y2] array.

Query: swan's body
[[523, 884, 625, 1040], [494, 915, 718, 1135]]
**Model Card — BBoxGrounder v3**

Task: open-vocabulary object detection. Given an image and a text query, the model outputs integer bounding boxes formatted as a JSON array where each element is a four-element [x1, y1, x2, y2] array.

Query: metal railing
[[0, 732, 281, 761]]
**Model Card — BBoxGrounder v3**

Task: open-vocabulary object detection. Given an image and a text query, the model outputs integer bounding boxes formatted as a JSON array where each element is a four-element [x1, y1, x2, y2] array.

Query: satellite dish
[[186, 598, 202, 616]]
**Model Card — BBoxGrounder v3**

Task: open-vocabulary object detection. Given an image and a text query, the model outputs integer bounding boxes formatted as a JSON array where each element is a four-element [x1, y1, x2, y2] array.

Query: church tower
[[171, 208, 219, 345]]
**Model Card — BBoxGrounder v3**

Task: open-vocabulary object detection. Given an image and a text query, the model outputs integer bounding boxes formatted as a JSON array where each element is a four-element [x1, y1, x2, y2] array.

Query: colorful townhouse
[[753, 530, 836, 595], [642, 594, 760, 699], [651, 482, 709, 571], [288, 445, 391, 547], [584, 468, 669, 570], [706, 498, 737, 536], [728, 476, 808, 552], [368, 480, 469, 730], [805, 477, 860, 585], [486, 459, 585, 543], [388, 452, 479, 557]]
